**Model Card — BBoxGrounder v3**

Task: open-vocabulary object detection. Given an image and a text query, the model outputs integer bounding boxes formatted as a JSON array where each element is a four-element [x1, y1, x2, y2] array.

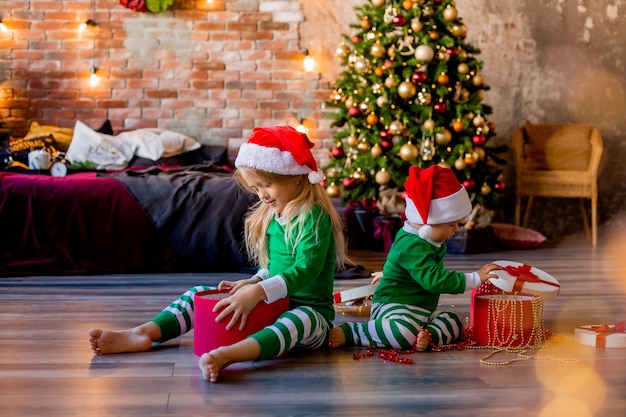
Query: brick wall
[[0, 0, 335, 163]]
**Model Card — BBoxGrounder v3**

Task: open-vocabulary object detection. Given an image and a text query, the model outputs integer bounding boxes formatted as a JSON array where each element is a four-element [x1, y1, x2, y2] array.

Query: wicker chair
[[512, 123, 603, 246]]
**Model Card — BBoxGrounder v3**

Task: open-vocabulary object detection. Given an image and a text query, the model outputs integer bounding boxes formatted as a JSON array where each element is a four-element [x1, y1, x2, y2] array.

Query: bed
[[0, 123, 259, 278]]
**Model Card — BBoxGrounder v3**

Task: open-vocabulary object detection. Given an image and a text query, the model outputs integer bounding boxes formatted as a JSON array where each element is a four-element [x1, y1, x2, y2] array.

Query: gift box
[[473, 293, 546, 348], [470, 261, 559, 347], [574, 321, 626, 348], [193, 289, 289, 356], [345, 200, 378, 249], [446, 226, 495, 254], [372, 215, 402, 253]]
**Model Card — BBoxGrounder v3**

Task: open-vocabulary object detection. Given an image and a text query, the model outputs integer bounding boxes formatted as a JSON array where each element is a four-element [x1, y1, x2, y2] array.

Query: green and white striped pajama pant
[[339, 302, 463, 349], [150, 285, 330, 360]]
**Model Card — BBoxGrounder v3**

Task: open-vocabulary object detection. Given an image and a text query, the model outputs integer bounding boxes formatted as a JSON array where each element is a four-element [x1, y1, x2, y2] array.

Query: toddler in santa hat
[[89, 126, 349, 383], [330, 165, 500, 351]]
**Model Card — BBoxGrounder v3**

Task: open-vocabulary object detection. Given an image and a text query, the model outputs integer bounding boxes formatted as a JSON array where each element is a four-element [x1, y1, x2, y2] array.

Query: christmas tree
[[324, 0, 506, 207]]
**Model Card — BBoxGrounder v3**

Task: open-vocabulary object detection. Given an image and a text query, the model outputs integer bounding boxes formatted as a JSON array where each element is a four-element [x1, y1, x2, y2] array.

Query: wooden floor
[[1, 228, 626, 416]]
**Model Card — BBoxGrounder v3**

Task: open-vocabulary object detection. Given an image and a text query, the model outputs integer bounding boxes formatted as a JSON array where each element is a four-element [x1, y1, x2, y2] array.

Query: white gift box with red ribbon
[[575, 321, 626, 348]]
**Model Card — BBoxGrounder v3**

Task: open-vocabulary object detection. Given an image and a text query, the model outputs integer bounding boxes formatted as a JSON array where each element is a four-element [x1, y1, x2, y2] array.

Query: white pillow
[[66, 121, 135, 170], [117, 128, 200, 161]]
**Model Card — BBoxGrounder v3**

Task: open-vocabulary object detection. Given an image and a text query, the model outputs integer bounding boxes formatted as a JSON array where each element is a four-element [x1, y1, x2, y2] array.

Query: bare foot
[[199, 348, 232, 383], [88, 328, 154, 355], [415, 329, 431, 352], [328, 327, 346, 349]]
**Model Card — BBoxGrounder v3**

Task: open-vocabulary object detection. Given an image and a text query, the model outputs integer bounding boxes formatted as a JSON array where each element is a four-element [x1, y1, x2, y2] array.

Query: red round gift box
[[193, 289, 289, 356], [473, 293, 543, 348]]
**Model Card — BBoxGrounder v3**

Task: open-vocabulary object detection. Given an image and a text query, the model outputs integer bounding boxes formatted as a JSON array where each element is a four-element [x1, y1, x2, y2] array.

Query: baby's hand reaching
[[371, 271, 383, 285], [477, 263, 502, 284]]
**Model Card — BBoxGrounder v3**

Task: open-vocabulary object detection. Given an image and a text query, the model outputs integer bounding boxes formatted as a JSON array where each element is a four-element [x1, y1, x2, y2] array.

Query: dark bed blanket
[[0, 167, 257, 277]]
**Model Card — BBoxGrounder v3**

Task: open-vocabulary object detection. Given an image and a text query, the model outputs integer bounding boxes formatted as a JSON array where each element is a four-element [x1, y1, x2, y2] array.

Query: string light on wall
[[89, 66, 100, 87], [78, 19, 97, 33], [303, 49, 316, 72]]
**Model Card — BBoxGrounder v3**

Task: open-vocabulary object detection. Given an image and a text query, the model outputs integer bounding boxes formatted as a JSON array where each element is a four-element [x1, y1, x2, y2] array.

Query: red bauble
[[433, 102, 447, 114], [472, 134, 486, 146], [446, 47, 458, 58], [462, 179, 475, 190], [330, 146, 345, 159], [380, 139, 393, 151], [494, 181, 506, 191], [379, 129, 391, 140], [411, 71, 427, 85], [348, 106, 361, 117], [343, 177, 356, 189], [393, 15, 407, 26], [351, 36, 362, 44]]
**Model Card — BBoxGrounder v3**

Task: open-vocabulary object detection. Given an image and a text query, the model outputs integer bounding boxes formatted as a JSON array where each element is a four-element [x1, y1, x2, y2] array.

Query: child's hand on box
[[477, 263, 502, 284]]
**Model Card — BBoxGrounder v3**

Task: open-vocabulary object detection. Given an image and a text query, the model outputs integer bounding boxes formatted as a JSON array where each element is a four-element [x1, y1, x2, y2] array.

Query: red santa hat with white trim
[[234, 125, 324, 184], [404, 165, 472, 239]]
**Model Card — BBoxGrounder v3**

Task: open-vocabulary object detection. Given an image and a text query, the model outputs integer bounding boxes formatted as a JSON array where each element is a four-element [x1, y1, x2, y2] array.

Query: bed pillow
[[490, 223, 547, 249], [66, 121, 135, 170], [117, 128, 201, 161], [24, 121, 75, 152]]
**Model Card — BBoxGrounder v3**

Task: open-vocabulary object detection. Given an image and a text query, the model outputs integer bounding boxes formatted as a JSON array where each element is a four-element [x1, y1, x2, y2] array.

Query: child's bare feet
[[415, 329, 431, 352], [328, 327, 346, 349], [89, 323, 159, 355], [199, 348, 232, 383]]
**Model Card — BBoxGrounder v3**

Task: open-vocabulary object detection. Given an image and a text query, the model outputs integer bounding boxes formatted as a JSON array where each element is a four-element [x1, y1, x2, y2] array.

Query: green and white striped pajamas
[[149, 286, 330, 359], [338, 302, 462, 349]]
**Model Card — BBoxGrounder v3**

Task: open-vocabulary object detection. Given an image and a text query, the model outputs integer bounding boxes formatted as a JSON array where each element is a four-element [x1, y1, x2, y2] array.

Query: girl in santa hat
[[88, 126, 348, 383], [329, 165, 500, 352]]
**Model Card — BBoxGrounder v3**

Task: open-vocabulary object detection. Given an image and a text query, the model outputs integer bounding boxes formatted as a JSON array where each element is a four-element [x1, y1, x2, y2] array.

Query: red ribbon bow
[[503, 264, 560, 294], [587, 321, 626, 347]]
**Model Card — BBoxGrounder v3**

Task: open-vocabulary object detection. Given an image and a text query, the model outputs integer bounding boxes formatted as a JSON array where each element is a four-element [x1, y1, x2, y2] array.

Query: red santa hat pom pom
[[403, 165, 472, 230], [235, 125, 324, 184]]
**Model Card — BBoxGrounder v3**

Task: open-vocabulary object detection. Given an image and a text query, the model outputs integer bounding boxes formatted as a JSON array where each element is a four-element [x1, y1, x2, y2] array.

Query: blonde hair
[[234, 166, 349, 270]]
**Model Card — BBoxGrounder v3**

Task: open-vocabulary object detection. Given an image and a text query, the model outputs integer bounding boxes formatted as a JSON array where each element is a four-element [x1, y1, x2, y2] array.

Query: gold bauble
[[372, 0, 385, 6], [422, 118, 436, 131], [457, 63, 469, 74], [474, 147, 486, 160], [472, 114, 485, 127], [429, 31, 440, 41], [472, 73, 484, 86], [438, 160, 451, 169], [326, 184, 340, 198], [435, 128, 452, 145], [371, 143, 383, 157], [354, 57, 370, 74], [454, 158, 466, 170], [375, 169, 392, 185], [450, 24, 467, 38], [336, 44, 350, 58], [476, 90, 485, 101], [384, 76, 397, 89], [480, 183, 492, 195], [411, 18, 423, 33], [397, 81, 416, 99], [357, 140, 371, 153], [346, 134, 359, 146], [389, 120, 405, 135], [443, 6, 458, 22], [361, 17, 371, 30], [399, 142, 419, 161], [370, 43, 385, 58], [464, 153, 476, 166], [353, 168, 366, 182]]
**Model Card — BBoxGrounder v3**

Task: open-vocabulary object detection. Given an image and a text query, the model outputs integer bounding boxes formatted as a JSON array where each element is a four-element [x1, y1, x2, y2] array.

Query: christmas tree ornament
[[463, 178, 475, 190], [450, 24, 467, 38], [452, 118, 465, 132], [433, 102, 447, 114], [336, 44, 350, 58], [464, 152, 476, 166], [370, 43, 385, 58], [366, 113, 379, 126], [420, 137, 435, 161], [361, 16, 371, 30], [389, 120, 405, 136], [472, 134, 486, 146], [376, 96, 388, 107], [472, 114, 485, 127], [402, 0, 413, 11], [396, 36, 416, 56], [438, 160, 451, 169], [457, 62, 469, 74], [372, 0, 385, 7], [436, 50, 450, 61], [443, 6, 458, 22], [357, 139, 371, 153], [474, 147, 485, 160], [353, 168, 367, 182], [343, 176, 357, 189], [374, 66, 384, 77], [429, 30, 440, 41], [435, 128, 452, 145], [480, 183, 492, 195], [381, 139, 394, 151], [411, 71, 427, 85], [494, 180, 506, 191], [366, 31, 377, 41], [422, 118, 435, 131], [422, 5, 434, 17], [326, 183, 340, 198], [417, 90, 432, 105], [346, 134, 359, 146], [351, 35, 362, 43], [454, 157, 466, 170], [472, 72, 484, 86], [384, 76, 397, 88], [375, 169, 392, 185], [410, 18, 423, 33], [348, 106, 361, 117], [414, 45, 435, 62], [398, 81, 417, 99], [437, 73, 449, 85], [399, 142, 419, 161], [354, 57, 371, 74], [393, 15, 407, 27], [371, 143, 383, 157], [330, 143, 346, 159], [359, 100, 371, 113]]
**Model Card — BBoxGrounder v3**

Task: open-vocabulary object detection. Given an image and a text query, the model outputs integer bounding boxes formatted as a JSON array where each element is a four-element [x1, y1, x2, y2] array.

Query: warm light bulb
[[303, 50, 316, 72], [0, 20, 7, 32], [78, 22, 87, 32], [89, 68, 100, 87], [78, 19, 96, 33], [296, 120, 307, 134]]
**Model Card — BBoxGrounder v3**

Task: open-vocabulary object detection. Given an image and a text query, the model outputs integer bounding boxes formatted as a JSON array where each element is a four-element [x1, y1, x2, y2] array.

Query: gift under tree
[[324, 0, 506, 207]]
